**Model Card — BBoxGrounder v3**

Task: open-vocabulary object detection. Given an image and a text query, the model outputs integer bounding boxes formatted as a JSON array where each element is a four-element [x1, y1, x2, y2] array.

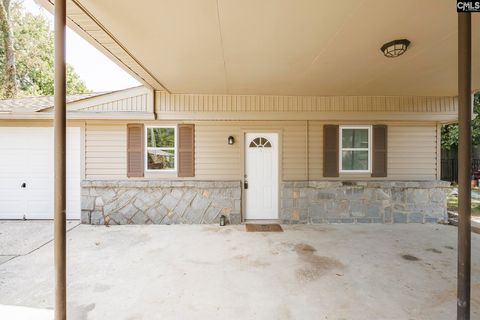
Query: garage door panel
[[26, 178, 52, 189], [21, 129, 51, 145], [0, 152, 28, 175], [0, 135, 34, 148], [26, 157, 52, 172], [0, 192, 24, 201], [27, 161, 53, 172], [0, 203, 26, 218], [26, 200, 79, 220], [67, 202, 81, 219], [0, 179, 25, 190], [0, 153, 24, 167], [26, 201, 52, 219], [0, 127, 81, 220], [28, 187, 51, 198], [66, 185, 81, 196], [66, 171, 81, 179], [0, 189, 26, 217]]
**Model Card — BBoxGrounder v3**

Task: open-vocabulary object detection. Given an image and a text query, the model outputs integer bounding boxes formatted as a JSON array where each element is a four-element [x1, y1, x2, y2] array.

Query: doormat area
[[245, 224, 283, 232]]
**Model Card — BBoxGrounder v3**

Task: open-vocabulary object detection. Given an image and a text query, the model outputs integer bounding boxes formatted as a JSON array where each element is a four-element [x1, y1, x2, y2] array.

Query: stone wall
[[280, 181, 450, 224], [81, 180, 241, 225], [81, 179, 450, 225]]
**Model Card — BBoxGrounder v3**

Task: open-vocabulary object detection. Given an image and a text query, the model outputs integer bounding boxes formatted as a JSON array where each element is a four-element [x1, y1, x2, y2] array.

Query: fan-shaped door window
[[249, 137, 272, 148]]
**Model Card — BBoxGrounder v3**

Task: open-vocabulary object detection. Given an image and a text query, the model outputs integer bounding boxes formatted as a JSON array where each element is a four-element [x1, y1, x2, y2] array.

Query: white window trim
[[145, 125, 177, 172], [339, 125, 372, 173]]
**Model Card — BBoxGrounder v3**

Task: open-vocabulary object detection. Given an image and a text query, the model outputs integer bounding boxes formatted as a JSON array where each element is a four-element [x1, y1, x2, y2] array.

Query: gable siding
[[81, 93, 149, 112], [157, 92, 458, 114]]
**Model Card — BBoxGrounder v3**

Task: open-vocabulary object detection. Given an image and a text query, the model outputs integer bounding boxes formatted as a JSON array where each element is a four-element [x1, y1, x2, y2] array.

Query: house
[[22, 1, 478, 316], [2, 0, 477, 226], [0, 85, 455, 224]]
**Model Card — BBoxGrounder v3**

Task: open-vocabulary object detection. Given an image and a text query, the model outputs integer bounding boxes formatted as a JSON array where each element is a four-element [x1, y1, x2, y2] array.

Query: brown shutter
[[323, 125, 339, 177], [178, 124, 195, 177], [371, 125, 388, 177], [127, 124, 144, 177]]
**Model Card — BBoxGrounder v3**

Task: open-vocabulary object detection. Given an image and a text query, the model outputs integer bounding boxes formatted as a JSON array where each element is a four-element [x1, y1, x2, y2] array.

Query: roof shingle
[[0, 92, 110, 113]]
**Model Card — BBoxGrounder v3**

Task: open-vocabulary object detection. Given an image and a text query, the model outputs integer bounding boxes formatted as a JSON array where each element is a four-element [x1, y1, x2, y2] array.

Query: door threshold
[[244, 219, 281, 224]]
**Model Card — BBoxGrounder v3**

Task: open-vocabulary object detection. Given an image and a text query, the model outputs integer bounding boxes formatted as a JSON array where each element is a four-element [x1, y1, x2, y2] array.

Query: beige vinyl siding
[[308, 121, 324, 179], [82, 120, 438, 181], [388, 125, 437, 180], [436, 123, 442, 180], [85, 123, 127, 179], [83, 121, 307, 181], [195, 124, 241, 180], [194, 121, 307, 181], [308, 122, 438, 180], [281, 122, 307, 180]]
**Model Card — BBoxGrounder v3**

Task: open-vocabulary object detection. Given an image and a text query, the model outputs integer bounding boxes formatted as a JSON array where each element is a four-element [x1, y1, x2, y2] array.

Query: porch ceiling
[[45, 0, 480, 96]]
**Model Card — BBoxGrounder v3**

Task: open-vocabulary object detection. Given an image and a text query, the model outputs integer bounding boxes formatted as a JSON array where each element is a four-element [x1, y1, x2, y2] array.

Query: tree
[[0, 0, 88, 98], [441, 92, 480, 151], [0, 0, 18, 98]]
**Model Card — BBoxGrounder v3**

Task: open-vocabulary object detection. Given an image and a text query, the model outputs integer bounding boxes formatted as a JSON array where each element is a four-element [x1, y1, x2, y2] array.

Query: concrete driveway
[[0, 222, 479, 320]]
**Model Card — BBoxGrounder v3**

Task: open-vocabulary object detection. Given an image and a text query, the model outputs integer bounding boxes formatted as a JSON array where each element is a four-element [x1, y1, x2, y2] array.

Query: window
[[249, 137, 272, 148], [339, 126, 371, 172], [146, 126, 176, 171]]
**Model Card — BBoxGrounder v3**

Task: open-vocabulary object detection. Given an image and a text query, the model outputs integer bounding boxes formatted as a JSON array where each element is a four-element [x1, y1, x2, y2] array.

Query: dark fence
[[441, 159, 480, 182]]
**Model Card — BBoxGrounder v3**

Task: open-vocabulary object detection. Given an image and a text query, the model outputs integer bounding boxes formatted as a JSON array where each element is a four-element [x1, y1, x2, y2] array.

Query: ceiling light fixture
[[380, 39, 411, 58]]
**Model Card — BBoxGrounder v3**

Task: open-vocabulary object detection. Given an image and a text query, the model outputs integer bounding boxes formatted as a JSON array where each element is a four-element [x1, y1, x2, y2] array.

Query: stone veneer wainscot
[[81, 180, 241, 225], [280, 180, 451, 224], [81, 180, 450, 225]]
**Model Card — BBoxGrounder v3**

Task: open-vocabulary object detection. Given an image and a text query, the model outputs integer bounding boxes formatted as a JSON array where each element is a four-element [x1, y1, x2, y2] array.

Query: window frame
[[145, 125, 177, 172], [339, 125, 372, 173]]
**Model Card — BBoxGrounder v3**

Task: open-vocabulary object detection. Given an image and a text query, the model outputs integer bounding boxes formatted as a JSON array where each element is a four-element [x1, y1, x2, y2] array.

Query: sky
[[24, 0, 140, 92]]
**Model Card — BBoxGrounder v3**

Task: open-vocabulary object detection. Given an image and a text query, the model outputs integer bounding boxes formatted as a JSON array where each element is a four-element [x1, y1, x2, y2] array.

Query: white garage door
[[0, 127, 81, 220]]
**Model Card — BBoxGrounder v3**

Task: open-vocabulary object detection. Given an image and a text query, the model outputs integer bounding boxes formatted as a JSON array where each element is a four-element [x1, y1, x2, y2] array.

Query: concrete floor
[[0, 222, 479, 320]]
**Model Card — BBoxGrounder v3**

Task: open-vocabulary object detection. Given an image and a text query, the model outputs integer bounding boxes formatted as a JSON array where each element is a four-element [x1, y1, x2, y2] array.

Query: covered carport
[[36, 0, 478, 319]]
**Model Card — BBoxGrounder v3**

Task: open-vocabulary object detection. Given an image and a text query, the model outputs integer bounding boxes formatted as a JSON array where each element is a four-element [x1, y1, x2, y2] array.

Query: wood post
[[457, 12, 471, 320], [54, 0, 67, 319]]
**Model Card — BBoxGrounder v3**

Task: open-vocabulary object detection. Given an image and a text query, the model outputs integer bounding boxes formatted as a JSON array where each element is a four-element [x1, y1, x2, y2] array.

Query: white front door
[[0, 127, 81, 220], [245, 133, 279, 220]]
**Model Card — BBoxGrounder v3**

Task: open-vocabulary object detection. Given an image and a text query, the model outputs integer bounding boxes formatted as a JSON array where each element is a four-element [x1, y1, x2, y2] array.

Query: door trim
[[241, 130, 281, 222]]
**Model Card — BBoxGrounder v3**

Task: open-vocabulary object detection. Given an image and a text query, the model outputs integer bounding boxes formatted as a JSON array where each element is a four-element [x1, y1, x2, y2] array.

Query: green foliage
[[441, 124, 459, 151], [147, 128, 175, 148], [146, 127, 175, 170], [441, 92, 480, 150], [0, 0, 88, 97], [447, 187, 480, 216]]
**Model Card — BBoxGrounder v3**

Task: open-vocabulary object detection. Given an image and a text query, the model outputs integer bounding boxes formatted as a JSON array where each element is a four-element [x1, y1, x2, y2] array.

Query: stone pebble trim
[[82, 179, 450, 225], [81, 180, 241, 225], [280, 180, 451, 224]]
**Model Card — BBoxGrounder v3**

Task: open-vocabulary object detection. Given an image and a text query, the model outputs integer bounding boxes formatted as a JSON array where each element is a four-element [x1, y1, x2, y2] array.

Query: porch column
[[457, 12, 471, 320], [54, 0, 67, 319]]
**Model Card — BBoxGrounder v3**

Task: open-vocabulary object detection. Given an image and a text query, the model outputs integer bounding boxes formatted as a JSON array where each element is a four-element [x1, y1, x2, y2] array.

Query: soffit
[[46, 0, 480, 95]]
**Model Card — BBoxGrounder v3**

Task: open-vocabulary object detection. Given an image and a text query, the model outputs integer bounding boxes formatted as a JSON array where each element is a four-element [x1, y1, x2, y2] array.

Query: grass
[[447, 187, 480, 216]]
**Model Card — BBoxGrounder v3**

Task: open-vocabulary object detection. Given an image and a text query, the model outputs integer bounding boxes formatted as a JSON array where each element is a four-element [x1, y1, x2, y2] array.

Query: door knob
[[21, 182, 26, 188]]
